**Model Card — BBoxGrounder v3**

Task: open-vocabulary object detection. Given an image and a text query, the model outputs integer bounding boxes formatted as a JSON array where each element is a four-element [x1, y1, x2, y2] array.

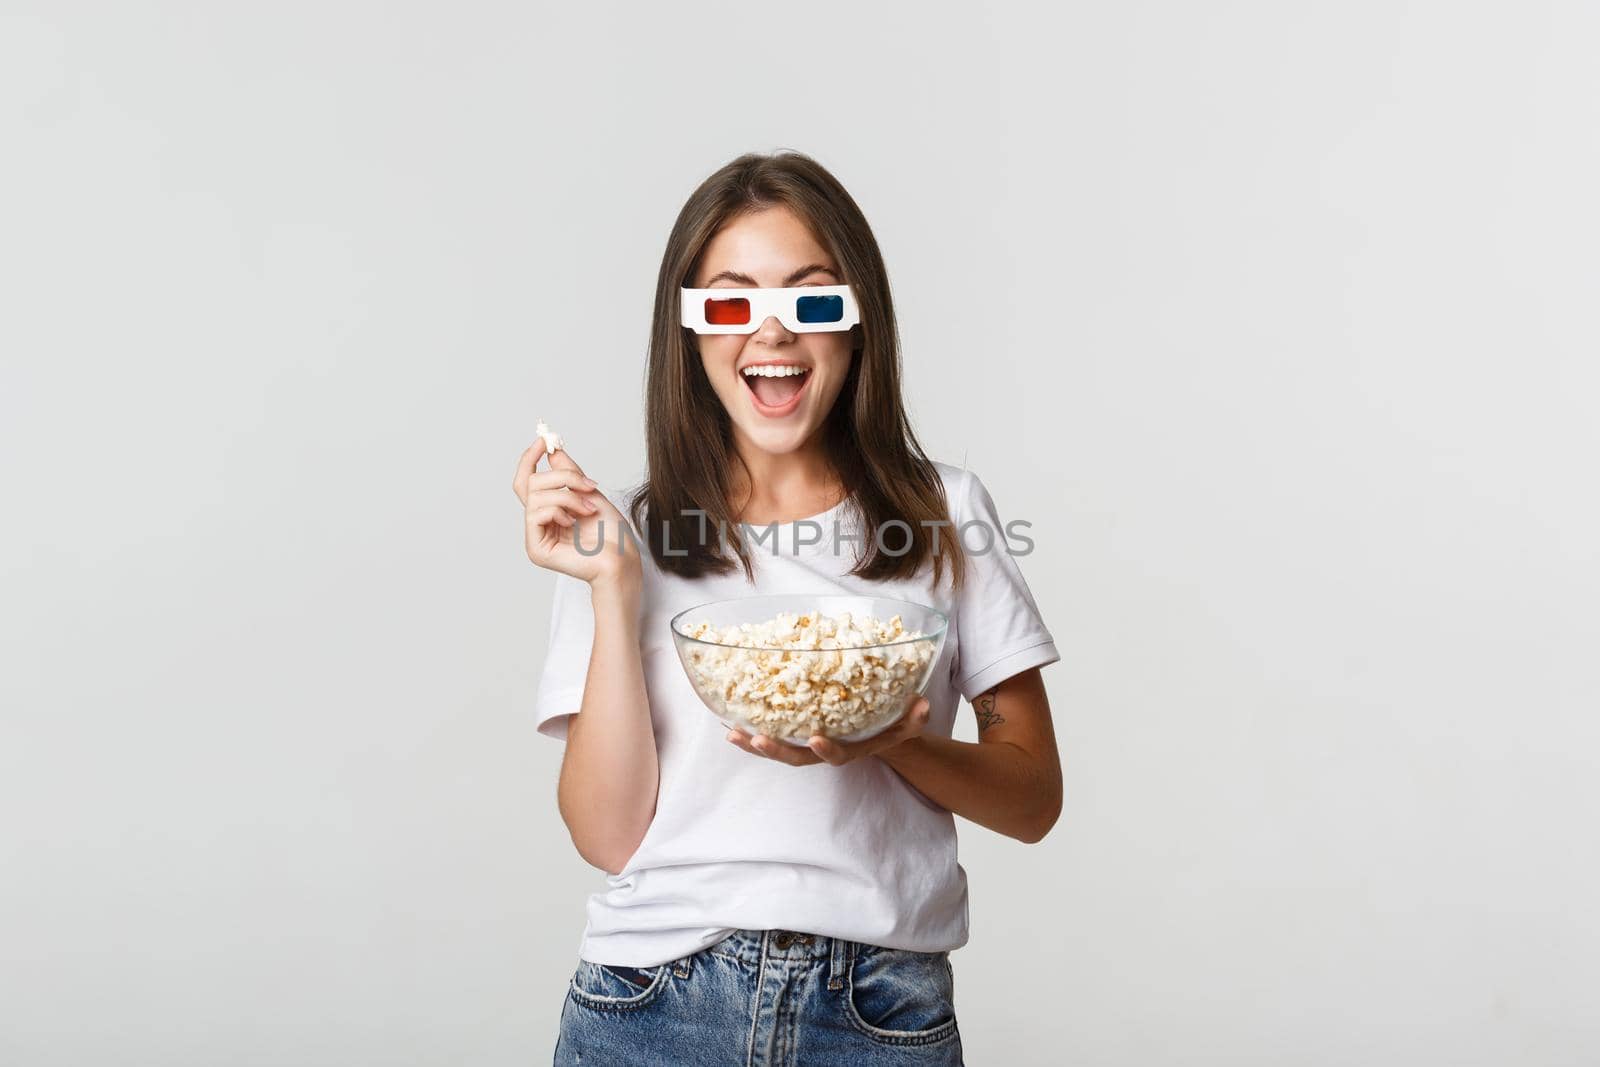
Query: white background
[[3, 3, 1597, 1064]]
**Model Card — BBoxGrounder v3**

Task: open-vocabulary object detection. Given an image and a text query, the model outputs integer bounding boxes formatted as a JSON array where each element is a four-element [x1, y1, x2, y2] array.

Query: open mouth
[[740, 364, 811, 415]]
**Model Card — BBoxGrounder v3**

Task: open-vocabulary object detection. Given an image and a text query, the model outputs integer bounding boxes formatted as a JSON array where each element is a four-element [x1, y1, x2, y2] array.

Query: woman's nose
[[750, 315, 794, 344]]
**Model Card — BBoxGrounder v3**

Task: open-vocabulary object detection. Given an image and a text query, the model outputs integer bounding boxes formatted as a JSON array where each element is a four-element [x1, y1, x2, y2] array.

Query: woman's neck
[[728, 432, 845, 525]]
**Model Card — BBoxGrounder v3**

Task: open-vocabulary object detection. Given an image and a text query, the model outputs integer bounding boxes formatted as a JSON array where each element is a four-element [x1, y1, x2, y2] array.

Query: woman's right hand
[[512, 438, 641, 589]]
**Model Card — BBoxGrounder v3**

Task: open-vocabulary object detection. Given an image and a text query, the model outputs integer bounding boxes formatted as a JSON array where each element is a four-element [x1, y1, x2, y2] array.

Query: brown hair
[[628, 150, 964, 591]]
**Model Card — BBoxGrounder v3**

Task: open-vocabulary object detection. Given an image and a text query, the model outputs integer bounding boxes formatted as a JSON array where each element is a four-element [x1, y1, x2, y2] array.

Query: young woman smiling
[[513, 151, 1062, 1065]]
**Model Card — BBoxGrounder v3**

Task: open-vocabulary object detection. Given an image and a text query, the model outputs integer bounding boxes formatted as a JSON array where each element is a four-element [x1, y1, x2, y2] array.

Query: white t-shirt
[[531, 460, 1059, 967]]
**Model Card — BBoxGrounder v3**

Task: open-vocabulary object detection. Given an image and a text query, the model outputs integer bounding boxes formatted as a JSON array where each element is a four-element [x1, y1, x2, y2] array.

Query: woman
[[512, 151, 1062, 1065]]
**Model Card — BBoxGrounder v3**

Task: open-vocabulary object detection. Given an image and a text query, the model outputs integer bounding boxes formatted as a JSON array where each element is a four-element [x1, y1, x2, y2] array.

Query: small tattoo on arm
[[973, 686, 1005, 732]]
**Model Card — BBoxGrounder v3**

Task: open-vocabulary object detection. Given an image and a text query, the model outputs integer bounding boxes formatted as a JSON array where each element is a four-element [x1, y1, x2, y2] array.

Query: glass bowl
[[670, 594, 949, 746]]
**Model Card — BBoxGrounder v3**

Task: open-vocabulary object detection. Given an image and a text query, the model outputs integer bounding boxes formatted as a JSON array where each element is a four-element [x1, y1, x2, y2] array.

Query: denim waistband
[[698, 928, 860, 990]]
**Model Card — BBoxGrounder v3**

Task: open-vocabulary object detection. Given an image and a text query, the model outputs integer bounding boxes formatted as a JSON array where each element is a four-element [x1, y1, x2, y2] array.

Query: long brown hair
[[629, 150, 964, 591]]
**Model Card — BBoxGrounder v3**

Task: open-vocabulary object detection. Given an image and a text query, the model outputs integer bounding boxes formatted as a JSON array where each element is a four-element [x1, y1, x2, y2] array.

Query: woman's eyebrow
[[702, 263, 840, 287]]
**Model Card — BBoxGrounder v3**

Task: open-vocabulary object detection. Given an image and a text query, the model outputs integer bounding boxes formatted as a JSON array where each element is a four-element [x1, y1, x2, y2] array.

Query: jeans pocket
[[842, 946, 960, 1046], [566, 958, 670, 1012]]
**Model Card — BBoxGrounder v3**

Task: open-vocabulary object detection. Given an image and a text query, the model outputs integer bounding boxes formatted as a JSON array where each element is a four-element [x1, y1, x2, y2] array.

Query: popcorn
[[536, 418, 563, 453], [678, 610, 937, 743]]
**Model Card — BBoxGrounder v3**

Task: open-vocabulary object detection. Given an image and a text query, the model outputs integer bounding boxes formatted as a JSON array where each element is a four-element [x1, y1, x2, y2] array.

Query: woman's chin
[[733, 416, 817, 455]]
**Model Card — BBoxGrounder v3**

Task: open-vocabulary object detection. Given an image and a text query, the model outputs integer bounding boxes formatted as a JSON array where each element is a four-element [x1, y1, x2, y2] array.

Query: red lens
[[704, 297, 750, 325]]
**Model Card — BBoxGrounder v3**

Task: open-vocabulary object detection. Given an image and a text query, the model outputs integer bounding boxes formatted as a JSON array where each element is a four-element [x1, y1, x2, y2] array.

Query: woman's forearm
[[556, 573, 658, 873], [877, 733, 1061, 843]]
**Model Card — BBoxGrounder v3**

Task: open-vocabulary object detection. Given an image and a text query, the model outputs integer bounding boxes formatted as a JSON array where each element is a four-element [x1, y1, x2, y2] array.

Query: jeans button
[[773, 932, 793, 949]]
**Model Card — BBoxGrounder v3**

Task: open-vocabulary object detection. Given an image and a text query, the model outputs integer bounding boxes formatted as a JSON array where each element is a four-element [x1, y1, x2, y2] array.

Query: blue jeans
[[553, 928, 964, 1065]]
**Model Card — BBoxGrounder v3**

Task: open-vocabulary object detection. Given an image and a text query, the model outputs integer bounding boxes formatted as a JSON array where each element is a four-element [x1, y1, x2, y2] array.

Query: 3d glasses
[[679, 285, 860, 335]]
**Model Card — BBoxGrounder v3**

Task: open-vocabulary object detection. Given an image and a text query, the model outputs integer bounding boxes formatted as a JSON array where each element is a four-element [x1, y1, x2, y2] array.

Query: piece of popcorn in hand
[[535, 418, 563, 453]]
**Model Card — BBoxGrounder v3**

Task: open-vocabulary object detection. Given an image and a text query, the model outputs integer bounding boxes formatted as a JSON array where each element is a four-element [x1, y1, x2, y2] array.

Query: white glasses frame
[[679, 284, 861, 335]]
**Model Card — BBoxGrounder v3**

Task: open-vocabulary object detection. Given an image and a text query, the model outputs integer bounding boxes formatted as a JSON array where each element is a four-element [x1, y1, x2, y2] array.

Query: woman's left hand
[[725, 697, 931, 767]]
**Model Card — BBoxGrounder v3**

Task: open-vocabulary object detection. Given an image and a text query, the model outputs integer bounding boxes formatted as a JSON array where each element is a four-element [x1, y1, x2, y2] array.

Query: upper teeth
[[742, 365, 808, 378]]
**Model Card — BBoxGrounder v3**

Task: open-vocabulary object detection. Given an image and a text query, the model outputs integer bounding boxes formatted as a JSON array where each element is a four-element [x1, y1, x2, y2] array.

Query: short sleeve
[[532, 571, 596, 741], [948, 469, 1061, 701]]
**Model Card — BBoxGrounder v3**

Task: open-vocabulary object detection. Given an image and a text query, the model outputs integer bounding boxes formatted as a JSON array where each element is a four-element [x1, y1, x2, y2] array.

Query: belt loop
[[673, 949, 694, 980], [827, 937, 849, 990]]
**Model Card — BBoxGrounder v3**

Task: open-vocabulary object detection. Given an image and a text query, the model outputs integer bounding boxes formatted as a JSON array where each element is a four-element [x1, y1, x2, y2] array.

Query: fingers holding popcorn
[[515, 420, 642, 586]]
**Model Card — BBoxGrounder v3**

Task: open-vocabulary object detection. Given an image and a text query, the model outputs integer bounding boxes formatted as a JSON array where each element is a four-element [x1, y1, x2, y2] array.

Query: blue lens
[[795, 294, 844, 323]]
